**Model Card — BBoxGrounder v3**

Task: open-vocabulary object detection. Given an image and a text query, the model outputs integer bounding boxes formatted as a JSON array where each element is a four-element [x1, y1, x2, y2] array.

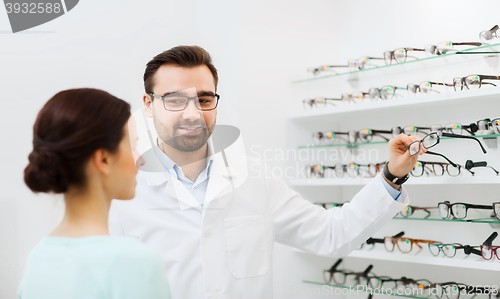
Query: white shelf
[[288, 88, 500, 122], [289, 176, 500, 187], [292, 248, 500, 271]]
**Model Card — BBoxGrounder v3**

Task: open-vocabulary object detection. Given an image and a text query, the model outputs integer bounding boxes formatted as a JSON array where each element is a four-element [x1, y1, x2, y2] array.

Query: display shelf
[[392, 217, 500, 224], [292, 42, 500, 84], [298, 134, 500, 149], [289, 176, 500, 187], [289, 87, 500, 122], [294, 248, 500, 271], [302, 281, 438, 299]]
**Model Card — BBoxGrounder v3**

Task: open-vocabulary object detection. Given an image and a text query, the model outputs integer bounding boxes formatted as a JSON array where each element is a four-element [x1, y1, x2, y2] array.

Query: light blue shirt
[[17, 236, 171, 299], [381, 174, 402, 201], [153, 139, 214, 207]]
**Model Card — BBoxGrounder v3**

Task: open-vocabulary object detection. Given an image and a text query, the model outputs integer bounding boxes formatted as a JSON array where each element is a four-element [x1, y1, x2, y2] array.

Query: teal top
[[17, 235, 171, 299]]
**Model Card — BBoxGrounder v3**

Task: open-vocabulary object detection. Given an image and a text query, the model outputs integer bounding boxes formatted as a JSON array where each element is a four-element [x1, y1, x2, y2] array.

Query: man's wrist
[[382, 171, 402, 191], [383, 161, 408, 189]]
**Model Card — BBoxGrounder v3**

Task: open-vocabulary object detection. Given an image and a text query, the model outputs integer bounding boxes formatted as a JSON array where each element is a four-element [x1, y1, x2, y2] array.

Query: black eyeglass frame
[[149, 92, 220, 111]]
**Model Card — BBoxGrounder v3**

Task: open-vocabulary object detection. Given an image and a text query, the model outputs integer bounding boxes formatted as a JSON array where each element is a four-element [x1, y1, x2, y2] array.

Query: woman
[[19, 88, 170, 299]]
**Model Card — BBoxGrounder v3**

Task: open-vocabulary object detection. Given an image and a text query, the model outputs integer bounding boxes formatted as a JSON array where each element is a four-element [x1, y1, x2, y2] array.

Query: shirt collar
[[153, 137, 214, 179]]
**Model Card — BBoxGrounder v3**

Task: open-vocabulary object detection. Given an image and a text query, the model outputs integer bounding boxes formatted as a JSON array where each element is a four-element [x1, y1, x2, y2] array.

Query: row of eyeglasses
[[303, 74, 500, 109], [323, 259, 499, 299], [308, 25, 500, 75], [358, 231, 500, 261], [305, 159, 499, 179], [311, 118, 500, 145], [315, 201, 500, 222]]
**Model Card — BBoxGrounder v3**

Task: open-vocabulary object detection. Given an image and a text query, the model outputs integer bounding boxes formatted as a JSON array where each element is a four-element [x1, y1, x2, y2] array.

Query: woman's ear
[[92, 149, 111, 175]]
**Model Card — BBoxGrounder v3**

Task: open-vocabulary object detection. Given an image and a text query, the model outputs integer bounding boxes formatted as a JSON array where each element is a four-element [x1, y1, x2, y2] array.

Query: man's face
[[144, 65, 217, 152]]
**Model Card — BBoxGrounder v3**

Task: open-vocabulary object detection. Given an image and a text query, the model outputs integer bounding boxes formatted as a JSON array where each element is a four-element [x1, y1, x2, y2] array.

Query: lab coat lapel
[[140, 146, 202, 211], [204, 152, 234, 208]]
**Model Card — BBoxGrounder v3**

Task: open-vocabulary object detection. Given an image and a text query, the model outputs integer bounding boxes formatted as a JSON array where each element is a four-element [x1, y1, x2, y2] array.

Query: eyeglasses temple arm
[[467, 204, 494, 210], [330, 258, 343, 272], [424, 151, 458, 167], [483, 232, 498, 246], [479, 75, 500, 80], [453, 42, 483, 46], [362, 264, 373, 277], [440, 132, 487, 153]]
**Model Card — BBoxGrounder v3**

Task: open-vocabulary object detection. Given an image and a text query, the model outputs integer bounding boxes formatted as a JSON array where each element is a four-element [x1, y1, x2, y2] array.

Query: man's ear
[[143, 94, 153, 118], [92, 149, 111, 175]]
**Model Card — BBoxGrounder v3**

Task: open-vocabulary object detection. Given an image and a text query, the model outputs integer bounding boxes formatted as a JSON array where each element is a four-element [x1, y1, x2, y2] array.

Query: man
[[109, 45, 425, 299]]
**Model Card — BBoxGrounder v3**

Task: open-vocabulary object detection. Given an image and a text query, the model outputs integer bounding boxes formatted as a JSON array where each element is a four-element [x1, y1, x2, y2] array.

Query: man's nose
[[182, 98, 203, 119]]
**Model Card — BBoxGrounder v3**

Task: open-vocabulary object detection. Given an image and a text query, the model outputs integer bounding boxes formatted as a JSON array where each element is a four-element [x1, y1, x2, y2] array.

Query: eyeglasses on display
[[363, 231, 405, 249], [465, 160, 499, 175], [480, 232, 500, 261], [305, 162, 386, 179], [368, 85, 408, 100], [438, 201, 500, 221], [308, 64, 349, 75], [411, 161, 475, 177], [312, 129, 392, 144], [428, 243, 481, 258], [303, 97, 340, 109], [384, 236, 442, 254], [384, 47, 426, 65], [150, 92, 219, 111], [323, 259, 375, 287], [322, 260, 499, 299], [480, 25, 499, 44], [453, 74, 500, 91], [424, 41, 482, 56], [407, 81, 453, 96], [349, 56, 385, 70], [399, 205, 437, 218]]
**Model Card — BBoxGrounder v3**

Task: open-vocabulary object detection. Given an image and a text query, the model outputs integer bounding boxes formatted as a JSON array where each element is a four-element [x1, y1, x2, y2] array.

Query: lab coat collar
[[140, 136, 242, 211]]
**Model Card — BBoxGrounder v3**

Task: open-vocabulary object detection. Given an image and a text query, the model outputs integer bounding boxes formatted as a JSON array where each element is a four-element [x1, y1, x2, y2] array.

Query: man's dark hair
[[143, 45, 218, 94]]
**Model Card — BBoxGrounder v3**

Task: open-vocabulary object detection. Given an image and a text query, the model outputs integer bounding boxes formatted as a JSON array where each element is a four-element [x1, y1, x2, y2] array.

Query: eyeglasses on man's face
[[150, 92, 220, 111]]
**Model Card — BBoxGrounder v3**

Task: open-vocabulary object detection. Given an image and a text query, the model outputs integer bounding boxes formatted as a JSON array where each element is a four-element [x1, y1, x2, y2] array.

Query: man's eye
[[167, 99, 182, 104]]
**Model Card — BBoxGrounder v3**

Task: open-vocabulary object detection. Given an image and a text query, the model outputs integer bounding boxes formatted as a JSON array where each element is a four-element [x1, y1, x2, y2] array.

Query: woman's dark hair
[[24, 88, 131, 194]]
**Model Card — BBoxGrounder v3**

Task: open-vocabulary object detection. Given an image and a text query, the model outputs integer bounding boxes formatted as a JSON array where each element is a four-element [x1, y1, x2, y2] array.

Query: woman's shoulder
[[35, 235, 159, 262]]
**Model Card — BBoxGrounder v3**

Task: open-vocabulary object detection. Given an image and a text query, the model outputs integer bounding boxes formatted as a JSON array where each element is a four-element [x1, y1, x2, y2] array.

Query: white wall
[[1, 0, 500, 298], [0, 0, 239, 297]]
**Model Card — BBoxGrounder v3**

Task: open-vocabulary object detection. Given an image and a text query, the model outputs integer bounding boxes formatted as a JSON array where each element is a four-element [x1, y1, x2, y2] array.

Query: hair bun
[[24, 143, 70, 194]]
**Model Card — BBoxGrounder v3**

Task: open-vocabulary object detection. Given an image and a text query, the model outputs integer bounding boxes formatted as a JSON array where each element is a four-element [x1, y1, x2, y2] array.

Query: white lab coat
[[108, 136, 409, 299]]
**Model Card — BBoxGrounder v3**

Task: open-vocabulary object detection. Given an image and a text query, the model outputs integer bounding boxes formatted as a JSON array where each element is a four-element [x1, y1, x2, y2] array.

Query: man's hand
[[386, 133, 427, 179]]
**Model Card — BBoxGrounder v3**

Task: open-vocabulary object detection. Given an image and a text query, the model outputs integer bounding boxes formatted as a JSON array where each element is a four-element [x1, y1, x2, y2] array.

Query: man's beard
[[154, 117, 215, 152]]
